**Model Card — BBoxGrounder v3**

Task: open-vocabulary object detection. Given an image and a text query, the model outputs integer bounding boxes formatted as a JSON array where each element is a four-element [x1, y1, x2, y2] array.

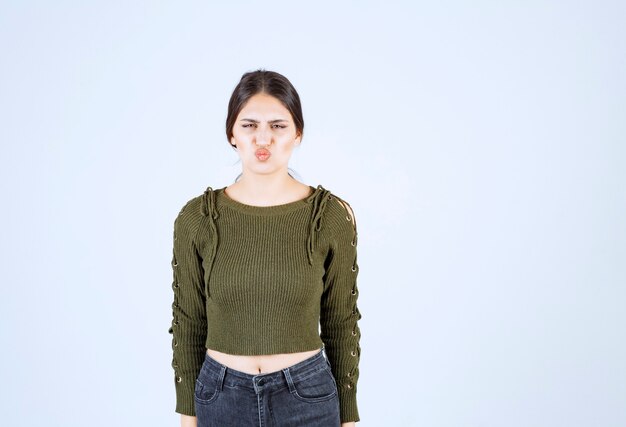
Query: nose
[[255, 126, 272, 146]]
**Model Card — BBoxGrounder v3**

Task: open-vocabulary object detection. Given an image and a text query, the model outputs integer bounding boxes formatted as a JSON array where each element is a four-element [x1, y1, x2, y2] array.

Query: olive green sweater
[[168, 184, 362, 422]]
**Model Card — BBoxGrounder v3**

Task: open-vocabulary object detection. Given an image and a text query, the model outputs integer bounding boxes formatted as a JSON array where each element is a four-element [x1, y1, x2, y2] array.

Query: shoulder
[[175, 194, 203, 220], [330, 193, 356, 227], [322, 188, 358, 241], [173, 187, 213, 232], [323, 189, 357, 223]]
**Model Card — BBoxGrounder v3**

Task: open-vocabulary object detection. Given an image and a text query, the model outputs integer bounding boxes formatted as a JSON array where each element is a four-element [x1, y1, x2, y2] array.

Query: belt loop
[[282, 367, 297, 394], [321, 346, 332, 368], [217, 365, 226, 391]]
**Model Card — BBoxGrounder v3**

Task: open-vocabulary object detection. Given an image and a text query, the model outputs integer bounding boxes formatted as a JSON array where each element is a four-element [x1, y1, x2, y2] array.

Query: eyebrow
[[240, 118, 288, 123]]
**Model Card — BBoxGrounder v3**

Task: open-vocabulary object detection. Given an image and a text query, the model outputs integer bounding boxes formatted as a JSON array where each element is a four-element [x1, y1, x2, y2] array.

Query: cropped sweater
[[167, 184, 362, 422]]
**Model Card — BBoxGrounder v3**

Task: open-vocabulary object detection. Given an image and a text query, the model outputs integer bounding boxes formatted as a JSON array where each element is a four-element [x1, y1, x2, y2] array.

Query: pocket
[[290, 367, 338, 403], [194, 373, 221, 405]]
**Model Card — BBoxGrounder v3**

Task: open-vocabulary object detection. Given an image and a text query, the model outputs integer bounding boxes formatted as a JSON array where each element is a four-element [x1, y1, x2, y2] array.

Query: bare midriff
[[206, 347, 322, 375]]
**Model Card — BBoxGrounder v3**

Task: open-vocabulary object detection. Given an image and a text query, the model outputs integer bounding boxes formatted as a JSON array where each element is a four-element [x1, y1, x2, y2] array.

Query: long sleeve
[[167, 200, 208, 416], [320, 197, 362, 423]]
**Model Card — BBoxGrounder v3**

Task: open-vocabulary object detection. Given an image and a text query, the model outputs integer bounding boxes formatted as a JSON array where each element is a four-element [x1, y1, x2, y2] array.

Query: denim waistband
[[199, 346, 329, 392]]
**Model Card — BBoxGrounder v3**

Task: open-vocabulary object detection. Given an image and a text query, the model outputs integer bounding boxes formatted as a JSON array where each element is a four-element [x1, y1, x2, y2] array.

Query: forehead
[[238, 93, 291, 120]]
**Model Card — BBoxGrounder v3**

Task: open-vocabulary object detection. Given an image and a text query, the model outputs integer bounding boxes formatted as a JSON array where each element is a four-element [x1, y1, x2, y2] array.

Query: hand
[[341, 422, 356, 427], [181, 415, 197, 427]]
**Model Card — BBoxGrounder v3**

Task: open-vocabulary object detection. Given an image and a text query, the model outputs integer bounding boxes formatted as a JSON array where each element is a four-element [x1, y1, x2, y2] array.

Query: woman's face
[[230, 92, 301, 176]]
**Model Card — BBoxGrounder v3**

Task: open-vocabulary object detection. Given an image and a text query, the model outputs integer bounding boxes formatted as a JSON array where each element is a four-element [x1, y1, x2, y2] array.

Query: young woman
[[168, 69, 362, 427]]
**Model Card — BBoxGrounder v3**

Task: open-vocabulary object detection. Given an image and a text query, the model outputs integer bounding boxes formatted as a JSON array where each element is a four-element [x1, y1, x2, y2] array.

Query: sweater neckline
[[217, 185, 319, 215]]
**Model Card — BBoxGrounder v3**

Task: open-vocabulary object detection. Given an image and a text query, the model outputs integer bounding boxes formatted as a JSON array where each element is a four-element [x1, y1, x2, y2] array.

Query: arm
[[321, 198, 362, 423], [168, 200, 208, 418]]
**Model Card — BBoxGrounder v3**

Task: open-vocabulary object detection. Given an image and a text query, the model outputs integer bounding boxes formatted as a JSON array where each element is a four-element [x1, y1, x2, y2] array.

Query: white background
[[1, 1, 624, 426]]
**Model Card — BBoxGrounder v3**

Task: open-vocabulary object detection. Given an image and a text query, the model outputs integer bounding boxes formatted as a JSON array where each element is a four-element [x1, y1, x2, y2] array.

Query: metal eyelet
[[351, 240, 356, 246], [351, 265, 357, 272], [172, 261, 178, 267], [176, 376, 182, 383], [351, 350, 356, 356], [351, 330, 357, 336], [346, 215, 351, 221], [347, 372, 351, 377], [351, 289, 356, 295], [173, 282, 180, 289], [173, 340, 178, 347], [347, 383, 353, 389]]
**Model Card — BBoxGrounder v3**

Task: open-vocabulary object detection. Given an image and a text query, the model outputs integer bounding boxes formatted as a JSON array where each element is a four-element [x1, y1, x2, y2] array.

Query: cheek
[[275, 144, 296, 156], [231, 131, 248, 142]]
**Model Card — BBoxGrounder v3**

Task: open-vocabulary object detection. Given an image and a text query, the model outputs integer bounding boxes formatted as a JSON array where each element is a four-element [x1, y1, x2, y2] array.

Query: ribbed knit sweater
[[167, 184, 362, 423]]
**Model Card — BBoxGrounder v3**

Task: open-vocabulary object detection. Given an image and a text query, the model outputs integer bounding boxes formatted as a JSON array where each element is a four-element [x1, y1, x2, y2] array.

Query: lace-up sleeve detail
[[167, 197, 207, 416], [200, 186, 219, 298], [306, 185, 333, 265], [320, 194, 362, 423]]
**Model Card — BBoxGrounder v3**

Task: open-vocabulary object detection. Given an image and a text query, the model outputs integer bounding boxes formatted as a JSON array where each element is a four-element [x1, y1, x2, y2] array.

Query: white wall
[[1, 1, 624, 426]]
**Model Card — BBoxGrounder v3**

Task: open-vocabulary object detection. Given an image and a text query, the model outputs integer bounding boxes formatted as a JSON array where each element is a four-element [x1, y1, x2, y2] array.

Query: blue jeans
[[194, 346, 341, 427]]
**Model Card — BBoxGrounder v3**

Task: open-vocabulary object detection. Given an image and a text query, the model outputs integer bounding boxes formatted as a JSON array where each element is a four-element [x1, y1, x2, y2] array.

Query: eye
[[241, 123, 286, 129]]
